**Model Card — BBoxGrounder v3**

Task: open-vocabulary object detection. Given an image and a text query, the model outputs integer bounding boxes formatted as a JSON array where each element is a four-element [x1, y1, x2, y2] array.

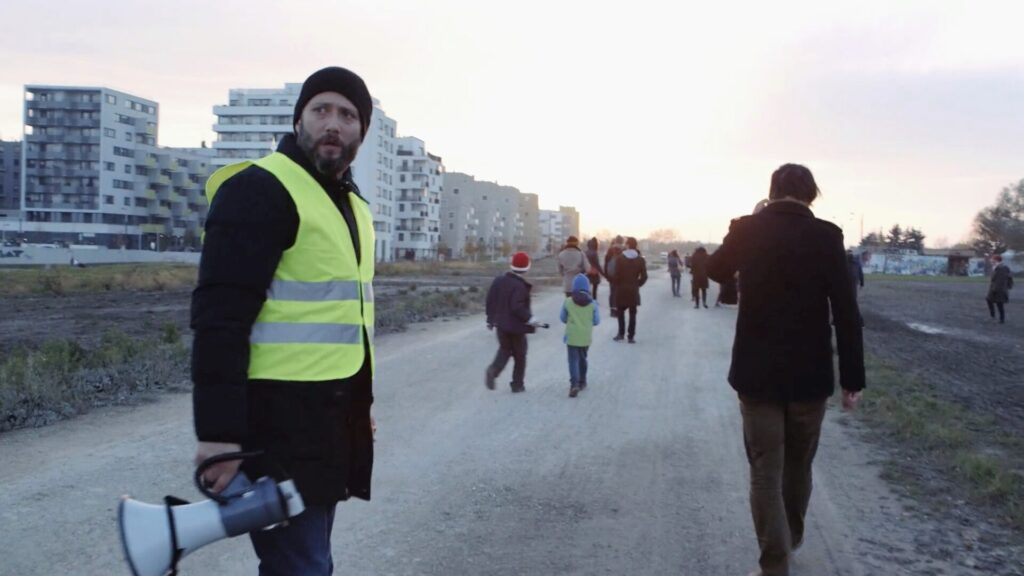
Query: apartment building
[[19, 85, 212, 248], [539, 209, 566, 254], [441, 172, 524, 259], [517, 193, 540, 253], [0, 140, 21, 220], [394, 136, 442, 260]]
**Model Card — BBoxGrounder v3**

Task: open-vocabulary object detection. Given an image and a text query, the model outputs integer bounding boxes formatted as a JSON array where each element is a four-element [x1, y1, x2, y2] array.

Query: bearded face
[[294, 92, 362, 179]]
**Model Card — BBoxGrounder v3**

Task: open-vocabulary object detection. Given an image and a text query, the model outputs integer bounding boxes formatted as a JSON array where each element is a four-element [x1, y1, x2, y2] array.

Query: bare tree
[[972, 179, 1024, 254]]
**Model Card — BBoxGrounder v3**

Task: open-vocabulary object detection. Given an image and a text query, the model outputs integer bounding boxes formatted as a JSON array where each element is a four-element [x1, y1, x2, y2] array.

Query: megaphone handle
[[194, 450, 265, 504]]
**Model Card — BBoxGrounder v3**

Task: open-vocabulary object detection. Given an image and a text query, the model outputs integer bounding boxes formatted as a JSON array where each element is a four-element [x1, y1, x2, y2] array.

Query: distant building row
[[0, 83, 579, 259]]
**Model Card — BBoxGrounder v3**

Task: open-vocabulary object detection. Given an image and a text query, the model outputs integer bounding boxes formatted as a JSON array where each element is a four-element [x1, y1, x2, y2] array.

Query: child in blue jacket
[[560, 273, 600, 398]]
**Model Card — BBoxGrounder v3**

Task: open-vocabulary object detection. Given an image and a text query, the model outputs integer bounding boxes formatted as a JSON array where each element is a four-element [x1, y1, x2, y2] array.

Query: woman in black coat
[[689, 246, 710, 308], [986, 254, 1014, 324]]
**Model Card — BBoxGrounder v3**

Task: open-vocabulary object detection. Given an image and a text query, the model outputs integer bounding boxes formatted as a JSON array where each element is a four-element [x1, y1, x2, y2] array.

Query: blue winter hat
[[572, 273, 590, 294]]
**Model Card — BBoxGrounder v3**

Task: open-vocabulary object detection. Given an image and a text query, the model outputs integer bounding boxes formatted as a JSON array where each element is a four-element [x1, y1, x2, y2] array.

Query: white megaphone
[[118, 451, 304, 576]]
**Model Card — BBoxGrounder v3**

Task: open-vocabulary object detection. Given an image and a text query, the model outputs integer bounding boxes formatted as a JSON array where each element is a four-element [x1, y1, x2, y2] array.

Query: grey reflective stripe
[[362, 283, 374, 302], [267, 279, 360, 302], [250, 323, 361, 344]]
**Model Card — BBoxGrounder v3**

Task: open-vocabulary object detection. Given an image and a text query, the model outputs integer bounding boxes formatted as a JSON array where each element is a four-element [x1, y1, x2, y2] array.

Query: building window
[[104, 162, 115, 171], [123, 197, 130, 206], [106, 94, 116, 104], [103, 128, 116, 138], [124, 165, 131, 174]]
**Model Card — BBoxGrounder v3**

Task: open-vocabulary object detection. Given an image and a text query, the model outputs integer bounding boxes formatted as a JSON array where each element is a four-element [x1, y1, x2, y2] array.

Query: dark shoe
[[703, 303, 708, 308], [579, 382, 587, 391], [485, 368, 496, 390], [569, 386, 579, 398], [511, 384, 525, 393], [627, 337, 636, 344], [613, 335, 624, 342], [693, 303, 699, 309]]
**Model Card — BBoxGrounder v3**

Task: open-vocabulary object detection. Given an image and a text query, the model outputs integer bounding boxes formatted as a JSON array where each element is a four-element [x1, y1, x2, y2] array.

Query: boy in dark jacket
[[485, 252, 538, 393]]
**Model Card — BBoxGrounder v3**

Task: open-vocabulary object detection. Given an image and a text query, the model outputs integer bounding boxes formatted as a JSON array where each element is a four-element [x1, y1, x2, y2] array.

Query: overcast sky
[[1, 0, 1021, 245]]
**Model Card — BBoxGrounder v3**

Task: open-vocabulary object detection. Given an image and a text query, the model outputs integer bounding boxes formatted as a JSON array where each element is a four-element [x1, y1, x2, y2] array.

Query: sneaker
[[511, 384, 526, 393], [485, 368, 496, 390], [627, 337, 636, 344], [569, 386, 579, 398], [613, 335, 624, 342]]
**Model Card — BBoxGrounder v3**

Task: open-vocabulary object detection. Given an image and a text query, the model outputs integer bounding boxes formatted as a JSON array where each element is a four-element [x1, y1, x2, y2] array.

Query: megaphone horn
[[118, 452, 304, 576]]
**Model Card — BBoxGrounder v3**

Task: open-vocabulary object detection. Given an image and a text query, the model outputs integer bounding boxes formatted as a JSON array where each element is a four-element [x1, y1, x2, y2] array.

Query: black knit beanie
[[293, 67, 373, 140]]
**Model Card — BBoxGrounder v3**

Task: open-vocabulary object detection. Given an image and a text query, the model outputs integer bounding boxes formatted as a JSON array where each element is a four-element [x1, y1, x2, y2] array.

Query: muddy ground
[[856, 276, 1024, 570], [859, 277, 1024, 433]]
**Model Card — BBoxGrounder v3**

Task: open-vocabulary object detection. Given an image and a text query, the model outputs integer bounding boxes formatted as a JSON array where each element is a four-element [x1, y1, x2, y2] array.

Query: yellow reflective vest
[[205, 152, 375, 381]]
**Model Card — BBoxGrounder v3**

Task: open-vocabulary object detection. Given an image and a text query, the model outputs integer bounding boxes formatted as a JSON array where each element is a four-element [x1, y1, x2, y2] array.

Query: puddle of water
[[906, 322, 946, 335]]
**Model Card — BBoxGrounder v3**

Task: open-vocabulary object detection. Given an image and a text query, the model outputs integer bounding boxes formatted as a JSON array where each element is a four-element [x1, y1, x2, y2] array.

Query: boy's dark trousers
[[487, 329, 527, 389]]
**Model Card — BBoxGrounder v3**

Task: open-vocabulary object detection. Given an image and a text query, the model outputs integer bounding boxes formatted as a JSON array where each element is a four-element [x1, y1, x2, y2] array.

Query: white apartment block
[[15, 85, 213, 249], [539, 209, 566, 254], [441, 172, 524, 259], [394, 136, 442, 260], [213, 86, 398, 261]]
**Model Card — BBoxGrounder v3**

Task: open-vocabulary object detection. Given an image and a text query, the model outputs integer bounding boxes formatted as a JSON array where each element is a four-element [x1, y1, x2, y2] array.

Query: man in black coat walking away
[[485, 252, 538, 393], [708, 163, 865, 576], [609, 237, 648, 343]]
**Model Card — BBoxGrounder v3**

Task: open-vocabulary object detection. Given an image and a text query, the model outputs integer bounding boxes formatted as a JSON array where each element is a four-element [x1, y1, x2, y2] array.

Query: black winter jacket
[[485, 272, 535, 334], [191, 134, 374, 504], [610, 249, 648, 308], [707, 201, 865, 402]]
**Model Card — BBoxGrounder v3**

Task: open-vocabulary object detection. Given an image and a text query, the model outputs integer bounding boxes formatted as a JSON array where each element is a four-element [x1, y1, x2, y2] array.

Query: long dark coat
[[987, 264, 1013, 304], [689, 248, 709, 289], [707, 201, 865, 402], [611, 250, 648, 308]]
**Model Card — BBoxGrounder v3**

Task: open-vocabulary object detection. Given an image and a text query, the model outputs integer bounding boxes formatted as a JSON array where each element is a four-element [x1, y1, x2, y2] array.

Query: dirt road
[[0, 274, 992, 575]]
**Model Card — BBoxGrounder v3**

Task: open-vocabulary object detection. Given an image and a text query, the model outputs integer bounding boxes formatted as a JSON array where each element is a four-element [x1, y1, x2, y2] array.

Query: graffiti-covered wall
[[859, 252, 987, 277]]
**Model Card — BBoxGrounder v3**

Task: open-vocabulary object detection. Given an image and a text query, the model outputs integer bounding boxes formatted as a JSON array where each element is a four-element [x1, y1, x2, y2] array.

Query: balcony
[[27, 101, 101, 111]]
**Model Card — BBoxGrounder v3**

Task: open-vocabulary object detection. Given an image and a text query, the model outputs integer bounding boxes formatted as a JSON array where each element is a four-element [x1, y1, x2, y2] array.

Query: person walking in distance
[[689, 246, 710, 308], [847, 250, 864, 300], [604, 235, 625, 317], [485, 252, 538, 393], [708, 163, 865, 576], [557, 235, 587, 296], [584, 237, 605, 300], [667, 249, 685, 297], [191, 67, 377, 575], [986, 254, 1014, 324], [609, 236, 648, 343], [561, 273, 600, 397]]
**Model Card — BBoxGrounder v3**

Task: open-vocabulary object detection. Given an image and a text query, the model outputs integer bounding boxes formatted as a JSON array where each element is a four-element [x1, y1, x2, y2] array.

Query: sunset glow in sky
[[1, 0, 1021, 245]]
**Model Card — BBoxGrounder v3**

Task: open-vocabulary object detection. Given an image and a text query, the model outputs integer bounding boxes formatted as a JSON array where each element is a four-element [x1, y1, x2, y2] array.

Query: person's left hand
[[370, 415, 377, 442], [841, 389, 862, 411]]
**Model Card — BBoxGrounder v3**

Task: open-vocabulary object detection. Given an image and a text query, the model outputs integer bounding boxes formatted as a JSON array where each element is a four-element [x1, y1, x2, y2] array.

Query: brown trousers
[[739, 396, 827, 576]]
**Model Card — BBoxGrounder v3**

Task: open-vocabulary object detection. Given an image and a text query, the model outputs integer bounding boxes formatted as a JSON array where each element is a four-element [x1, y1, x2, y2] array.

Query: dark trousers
[[488, 330, 527, 388], [250, 504, 336, 576], [616, 305, 637, 338], [987, 298, 1006, 323], [692, 285, 707, 306], [671, 274, 681, 296], [739, 396, 827, 576], [589, 276, 600, 300]]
